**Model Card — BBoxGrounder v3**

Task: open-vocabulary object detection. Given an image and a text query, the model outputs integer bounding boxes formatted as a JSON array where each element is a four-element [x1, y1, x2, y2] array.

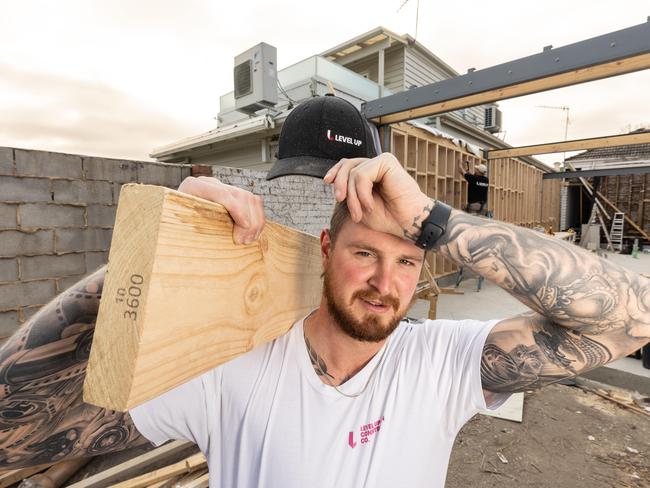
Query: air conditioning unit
[[484, 105, 502, 133], [234, 43, 278, 115]]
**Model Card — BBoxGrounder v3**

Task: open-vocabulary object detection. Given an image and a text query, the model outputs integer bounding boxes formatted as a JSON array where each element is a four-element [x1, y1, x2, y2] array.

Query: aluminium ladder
[[610, 212, 625, 252]]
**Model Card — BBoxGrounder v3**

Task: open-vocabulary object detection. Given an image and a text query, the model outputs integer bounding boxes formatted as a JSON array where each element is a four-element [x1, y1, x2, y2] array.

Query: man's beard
[[323, 268, 406, 343]]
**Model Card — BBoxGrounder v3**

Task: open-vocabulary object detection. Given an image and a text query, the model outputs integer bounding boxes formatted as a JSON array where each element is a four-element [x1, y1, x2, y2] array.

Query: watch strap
[[414, 201, 452, 250]]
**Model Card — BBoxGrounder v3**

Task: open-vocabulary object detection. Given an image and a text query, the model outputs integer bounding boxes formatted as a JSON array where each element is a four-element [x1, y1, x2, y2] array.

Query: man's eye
[[356, 251, 372, 257], [400, 259, 415, 266]]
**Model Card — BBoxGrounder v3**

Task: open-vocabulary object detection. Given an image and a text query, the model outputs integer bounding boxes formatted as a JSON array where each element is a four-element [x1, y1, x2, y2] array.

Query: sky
[[1, 0, 648, 166]]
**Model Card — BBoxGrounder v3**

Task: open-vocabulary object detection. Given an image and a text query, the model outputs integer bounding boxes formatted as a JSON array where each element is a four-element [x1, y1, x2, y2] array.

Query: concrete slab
[[408, 277, 529, 323], [605, 249, 650, 274]]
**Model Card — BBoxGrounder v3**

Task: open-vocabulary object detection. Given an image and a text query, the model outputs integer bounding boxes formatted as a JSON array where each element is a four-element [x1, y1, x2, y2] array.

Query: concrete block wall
[[0, 147, 191, 340]]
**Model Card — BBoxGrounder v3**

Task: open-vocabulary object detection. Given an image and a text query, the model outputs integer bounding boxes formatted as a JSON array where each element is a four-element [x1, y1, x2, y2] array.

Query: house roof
[[320, 26, 458, 78], [566, 129, 650, 162]]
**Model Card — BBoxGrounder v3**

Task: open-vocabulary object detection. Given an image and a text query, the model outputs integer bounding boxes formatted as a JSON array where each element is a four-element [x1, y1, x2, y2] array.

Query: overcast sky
[[1, 0, 648, 165]]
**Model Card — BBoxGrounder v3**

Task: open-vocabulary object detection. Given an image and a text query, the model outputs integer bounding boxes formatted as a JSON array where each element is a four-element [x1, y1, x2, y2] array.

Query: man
[[457, 159, 489, 215], [1, 96, 649, 487]]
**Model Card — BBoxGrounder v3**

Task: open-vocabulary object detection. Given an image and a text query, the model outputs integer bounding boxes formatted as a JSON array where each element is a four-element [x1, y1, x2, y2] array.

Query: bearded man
[[1, 96, 648, 488]]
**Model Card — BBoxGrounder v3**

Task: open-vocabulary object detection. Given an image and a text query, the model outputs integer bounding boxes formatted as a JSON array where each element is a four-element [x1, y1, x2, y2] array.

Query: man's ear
[[320, 229, 332, 265]]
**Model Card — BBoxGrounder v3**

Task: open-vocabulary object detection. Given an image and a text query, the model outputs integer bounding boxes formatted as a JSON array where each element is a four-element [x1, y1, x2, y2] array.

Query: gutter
[[150, 112, 281, 159]]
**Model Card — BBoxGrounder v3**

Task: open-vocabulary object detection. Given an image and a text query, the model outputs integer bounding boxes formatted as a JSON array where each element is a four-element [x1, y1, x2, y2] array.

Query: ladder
[[610, 212, 625, 252]]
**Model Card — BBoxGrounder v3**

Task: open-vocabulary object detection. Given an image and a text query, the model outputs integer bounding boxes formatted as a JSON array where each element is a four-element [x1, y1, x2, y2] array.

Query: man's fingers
[[252, 195, 266, 241], [231, 192, 265, 244], [323, 161, 342, 184], [330, 158, 367, 201], [346, 177, 362, 222], [177, 176, 265, 245], [332, 159, 353, 201], [353, 171, 375, 215]]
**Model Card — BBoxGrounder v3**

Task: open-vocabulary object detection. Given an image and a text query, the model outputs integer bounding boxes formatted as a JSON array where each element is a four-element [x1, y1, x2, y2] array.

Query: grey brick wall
[[0, 149, 335, 342], [0, 147, 192, 340]]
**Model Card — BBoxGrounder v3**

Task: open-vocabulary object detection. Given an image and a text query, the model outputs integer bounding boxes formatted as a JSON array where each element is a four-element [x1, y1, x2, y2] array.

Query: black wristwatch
[[414, 201, 452, 250]]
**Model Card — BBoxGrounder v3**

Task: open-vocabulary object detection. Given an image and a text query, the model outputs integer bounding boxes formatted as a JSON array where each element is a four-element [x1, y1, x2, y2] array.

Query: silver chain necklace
[[303, 323, 389, 398]]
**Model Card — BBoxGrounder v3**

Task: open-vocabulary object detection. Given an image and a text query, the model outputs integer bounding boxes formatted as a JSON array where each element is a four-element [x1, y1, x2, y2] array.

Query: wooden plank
[[66, 441, 193, 488], [371, 52, 650, 124], [181, 472, 210, 488], [487, 131, 650, 159], [84, 184, 323, 411], [110, 453, 206, 488]]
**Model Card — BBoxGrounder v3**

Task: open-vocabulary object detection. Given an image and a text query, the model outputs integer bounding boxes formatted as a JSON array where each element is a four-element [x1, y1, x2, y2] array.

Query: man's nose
[[368, 262, 392, 296]]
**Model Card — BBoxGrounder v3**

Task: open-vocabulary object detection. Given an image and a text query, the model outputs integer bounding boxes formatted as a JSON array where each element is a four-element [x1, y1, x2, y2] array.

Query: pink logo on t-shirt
[[348, 431, 357, 448], [348, 415, 385, 448]]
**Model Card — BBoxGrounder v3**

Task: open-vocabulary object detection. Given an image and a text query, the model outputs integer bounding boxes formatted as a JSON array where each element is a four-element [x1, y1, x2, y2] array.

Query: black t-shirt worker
[[457, 160, 489, 215]]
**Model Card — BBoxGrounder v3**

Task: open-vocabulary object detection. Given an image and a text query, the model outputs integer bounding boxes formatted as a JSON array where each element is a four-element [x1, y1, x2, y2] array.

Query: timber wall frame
[[387, 123, 561, 279]]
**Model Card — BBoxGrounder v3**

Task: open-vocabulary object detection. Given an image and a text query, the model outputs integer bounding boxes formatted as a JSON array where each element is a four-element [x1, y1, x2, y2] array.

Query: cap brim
[[266, 156, 339, 181]]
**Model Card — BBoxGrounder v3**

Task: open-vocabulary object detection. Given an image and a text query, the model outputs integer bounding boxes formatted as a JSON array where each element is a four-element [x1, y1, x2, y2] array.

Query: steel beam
[[487, 131, 650, 159], [543, 165, 650, 180], [362, 20, 650, 124]]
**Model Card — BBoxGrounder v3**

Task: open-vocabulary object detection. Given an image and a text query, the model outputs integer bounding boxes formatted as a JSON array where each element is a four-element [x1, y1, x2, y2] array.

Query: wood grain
[[487, 131, 650, 159], [83, 184, 323, 411]]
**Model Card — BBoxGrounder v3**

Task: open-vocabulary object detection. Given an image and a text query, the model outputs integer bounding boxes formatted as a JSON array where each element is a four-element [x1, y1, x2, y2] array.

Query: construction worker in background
[[0, 96, 649, 487], [457, 159, 489, 215]]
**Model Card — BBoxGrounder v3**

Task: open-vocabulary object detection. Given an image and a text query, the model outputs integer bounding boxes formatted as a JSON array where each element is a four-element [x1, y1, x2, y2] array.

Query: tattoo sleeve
[[0, 267, 147, 468], [403, 199, 435, 243], [435, 211, 650, 392]]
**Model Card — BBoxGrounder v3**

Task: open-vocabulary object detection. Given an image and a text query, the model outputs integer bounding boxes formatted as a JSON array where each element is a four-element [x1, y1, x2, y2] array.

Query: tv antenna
[[397, 0, 420, 39]]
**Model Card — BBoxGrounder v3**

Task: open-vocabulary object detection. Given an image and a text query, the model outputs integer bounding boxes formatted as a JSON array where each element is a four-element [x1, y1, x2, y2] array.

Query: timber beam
[[487, 131, 650, 159], [543, 165, 650, 180], [84, 184, 323, 411], [362, 20, 650, 124]]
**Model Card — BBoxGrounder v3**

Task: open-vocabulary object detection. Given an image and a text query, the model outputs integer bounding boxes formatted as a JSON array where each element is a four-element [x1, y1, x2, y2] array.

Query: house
[[150, 27, 547, 173], [562, 128, 650, 239]]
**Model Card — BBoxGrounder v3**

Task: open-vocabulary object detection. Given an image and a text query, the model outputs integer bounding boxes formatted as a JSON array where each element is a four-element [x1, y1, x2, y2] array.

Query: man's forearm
[[435, 210, 650, 340], [0, 267, 145, 467]]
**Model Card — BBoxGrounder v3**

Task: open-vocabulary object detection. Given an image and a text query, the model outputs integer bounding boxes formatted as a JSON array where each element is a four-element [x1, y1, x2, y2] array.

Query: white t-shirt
[[130, 316, 501, 488]]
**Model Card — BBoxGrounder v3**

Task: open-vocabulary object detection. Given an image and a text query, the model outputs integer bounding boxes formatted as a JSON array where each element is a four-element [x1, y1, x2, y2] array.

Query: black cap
[[266, 95, 378, 180]]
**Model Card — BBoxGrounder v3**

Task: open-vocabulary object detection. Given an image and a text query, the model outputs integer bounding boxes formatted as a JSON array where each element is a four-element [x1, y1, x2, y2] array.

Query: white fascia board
[[150, 113, 285, 159]]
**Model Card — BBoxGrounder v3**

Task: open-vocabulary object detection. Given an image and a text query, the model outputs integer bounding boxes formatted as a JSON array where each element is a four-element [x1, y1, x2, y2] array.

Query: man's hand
[[178, 176, 265, 245], [323, 153, 434, 241]]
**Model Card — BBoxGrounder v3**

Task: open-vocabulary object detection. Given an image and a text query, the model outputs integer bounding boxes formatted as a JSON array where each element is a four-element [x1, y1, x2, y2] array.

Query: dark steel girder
[[362, 19, 650, 124]]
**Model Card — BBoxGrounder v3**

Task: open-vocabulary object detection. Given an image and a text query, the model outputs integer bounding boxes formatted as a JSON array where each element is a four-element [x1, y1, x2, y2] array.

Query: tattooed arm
[[435, 212, 650, 395], [0, 267, 148, 468], [0, 177, 266, 468], [325, 154, 650, 397]]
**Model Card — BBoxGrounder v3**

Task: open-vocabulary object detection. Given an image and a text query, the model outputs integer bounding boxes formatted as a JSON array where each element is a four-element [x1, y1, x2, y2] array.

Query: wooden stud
[[110, 452, 206, 488], [66, 440, 193, 488]]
